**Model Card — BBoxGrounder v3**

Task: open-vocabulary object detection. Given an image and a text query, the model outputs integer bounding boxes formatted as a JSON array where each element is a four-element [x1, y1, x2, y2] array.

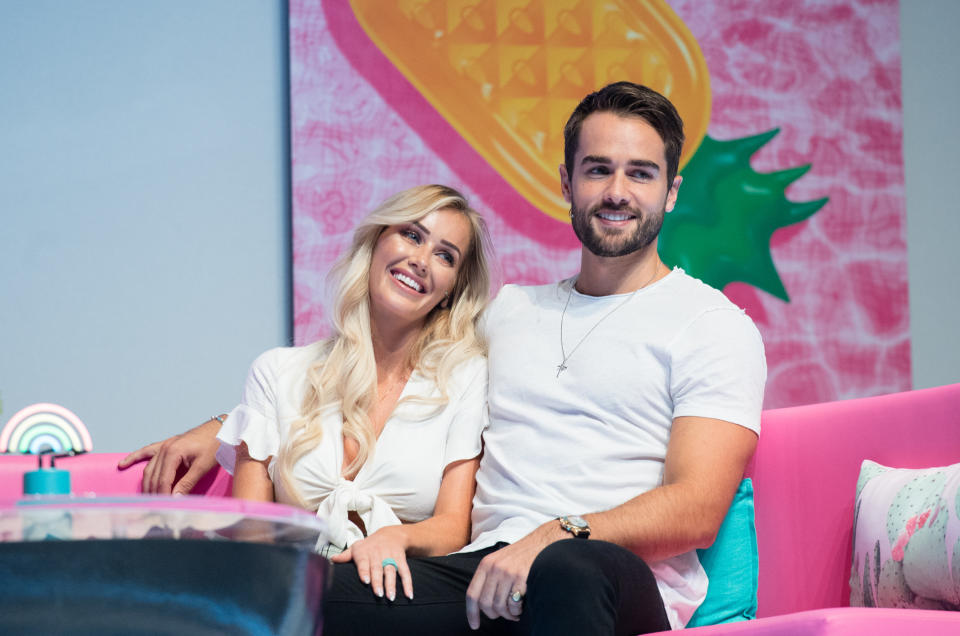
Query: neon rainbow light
[[0, 403, 93, 454]]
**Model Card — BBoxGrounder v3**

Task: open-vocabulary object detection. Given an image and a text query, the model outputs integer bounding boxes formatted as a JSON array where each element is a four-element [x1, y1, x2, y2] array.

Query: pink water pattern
[[290, 0, 908, 408]]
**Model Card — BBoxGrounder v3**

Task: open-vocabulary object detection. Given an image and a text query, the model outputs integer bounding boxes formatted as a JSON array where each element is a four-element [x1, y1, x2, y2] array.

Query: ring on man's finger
[[381, 558, 398, 570], [510, 590, 523, 603]]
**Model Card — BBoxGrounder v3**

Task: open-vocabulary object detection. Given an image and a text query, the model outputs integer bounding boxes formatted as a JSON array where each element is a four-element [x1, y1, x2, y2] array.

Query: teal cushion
[[687, 478, 758, 627]]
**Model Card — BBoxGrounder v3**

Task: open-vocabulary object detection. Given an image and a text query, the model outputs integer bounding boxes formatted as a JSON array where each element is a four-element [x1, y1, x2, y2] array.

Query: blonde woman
[[126, 185, 492, 602]]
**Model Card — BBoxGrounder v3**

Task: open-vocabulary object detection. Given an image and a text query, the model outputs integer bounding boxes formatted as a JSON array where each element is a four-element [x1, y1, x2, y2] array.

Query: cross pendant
[[556, 362, 567, 377]]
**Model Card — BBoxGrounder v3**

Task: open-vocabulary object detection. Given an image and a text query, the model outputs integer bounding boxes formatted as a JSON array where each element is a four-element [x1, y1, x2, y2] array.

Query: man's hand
[[465, 521, 565, 629], [117, 417, 223, 495]]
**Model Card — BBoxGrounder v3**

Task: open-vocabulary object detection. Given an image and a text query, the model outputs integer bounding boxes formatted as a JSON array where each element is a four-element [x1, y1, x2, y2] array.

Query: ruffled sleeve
[[216, 348, 284, 475], [442, 356, 488, 468]]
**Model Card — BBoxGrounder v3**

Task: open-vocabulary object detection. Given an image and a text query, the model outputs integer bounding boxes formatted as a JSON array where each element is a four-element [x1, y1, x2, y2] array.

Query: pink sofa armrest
[[0, 453, 232, 499], [747, 383, 960, 617], [664, 608, 960, 635]]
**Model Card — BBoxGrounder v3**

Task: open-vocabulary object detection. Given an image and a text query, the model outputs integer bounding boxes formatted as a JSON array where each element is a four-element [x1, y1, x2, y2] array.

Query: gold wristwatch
[[558, 515, 591, 538]]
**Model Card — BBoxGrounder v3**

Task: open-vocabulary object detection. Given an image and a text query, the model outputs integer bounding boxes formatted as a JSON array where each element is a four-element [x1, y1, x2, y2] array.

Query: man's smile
[[596, 210, 637, 223]]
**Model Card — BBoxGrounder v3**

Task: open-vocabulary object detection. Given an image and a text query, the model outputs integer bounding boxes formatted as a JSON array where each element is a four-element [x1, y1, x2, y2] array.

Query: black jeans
[[323, 539, 670, 635]]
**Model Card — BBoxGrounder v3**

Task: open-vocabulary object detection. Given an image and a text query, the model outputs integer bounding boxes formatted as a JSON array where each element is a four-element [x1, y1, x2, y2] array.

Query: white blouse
[[216, 343, 488, 550]]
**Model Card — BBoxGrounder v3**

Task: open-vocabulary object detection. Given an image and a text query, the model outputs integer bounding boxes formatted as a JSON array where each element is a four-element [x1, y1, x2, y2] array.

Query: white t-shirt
[[465, 268, 766, 629], [216, 343, 488, 551]]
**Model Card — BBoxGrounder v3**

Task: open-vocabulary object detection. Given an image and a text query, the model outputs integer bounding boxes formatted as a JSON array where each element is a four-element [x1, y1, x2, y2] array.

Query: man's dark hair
[[563, 82, 685, 186]]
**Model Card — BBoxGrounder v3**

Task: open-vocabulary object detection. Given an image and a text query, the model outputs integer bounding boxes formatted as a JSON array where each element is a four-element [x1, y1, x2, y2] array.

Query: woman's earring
[[441, 292, 450, 309]]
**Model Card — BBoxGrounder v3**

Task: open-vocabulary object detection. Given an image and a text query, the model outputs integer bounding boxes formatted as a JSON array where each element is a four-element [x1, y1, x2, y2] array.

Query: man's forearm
[[568, 416, 757, 562], [578, 481, 729, 562]]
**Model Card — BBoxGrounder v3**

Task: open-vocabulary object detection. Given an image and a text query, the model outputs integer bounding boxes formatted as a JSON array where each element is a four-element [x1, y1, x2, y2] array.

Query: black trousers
[[323, 539, 670, 635]]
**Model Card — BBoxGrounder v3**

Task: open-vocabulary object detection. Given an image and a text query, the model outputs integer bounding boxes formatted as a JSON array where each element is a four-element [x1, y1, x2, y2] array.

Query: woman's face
[[368, 207, 472, 330]]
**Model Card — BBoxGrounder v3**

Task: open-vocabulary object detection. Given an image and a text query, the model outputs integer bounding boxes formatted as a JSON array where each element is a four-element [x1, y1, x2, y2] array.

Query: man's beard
[[570, 200, 665, 258]]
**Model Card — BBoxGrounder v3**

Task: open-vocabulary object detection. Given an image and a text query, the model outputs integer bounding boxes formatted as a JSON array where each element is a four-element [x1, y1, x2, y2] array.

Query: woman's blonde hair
[[275, 185, 492, 506]]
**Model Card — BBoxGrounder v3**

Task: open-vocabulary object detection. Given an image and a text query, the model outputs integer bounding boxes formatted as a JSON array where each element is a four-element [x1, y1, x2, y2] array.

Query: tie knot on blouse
[[318, 478, 402, 549], [334, 478, 373, 513]]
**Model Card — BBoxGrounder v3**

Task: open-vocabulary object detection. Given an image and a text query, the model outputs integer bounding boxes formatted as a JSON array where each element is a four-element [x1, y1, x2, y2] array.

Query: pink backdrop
[[290, 0, 908, 409]]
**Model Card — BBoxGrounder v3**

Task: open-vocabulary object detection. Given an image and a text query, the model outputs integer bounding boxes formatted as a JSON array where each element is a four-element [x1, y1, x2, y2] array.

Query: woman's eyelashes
[[400, 227, 456, 267], [401, 227, 422, 244]]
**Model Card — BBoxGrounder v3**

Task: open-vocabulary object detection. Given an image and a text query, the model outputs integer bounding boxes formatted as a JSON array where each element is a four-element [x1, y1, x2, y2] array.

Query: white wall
[[900, 0, 960, 390], [0, 1, 290, 451], [0, 0, 956, 453]]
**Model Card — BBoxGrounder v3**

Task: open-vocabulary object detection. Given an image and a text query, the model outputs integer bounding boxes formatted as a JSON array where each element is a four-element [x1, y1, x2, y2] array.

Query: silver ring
[[510, 590, 523, 603]]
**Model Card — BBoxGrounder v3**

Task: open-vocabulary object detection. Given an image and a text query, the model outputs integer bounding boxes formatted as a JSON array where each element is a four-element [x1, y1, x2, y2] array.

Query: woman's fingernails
[[388, 592, 395, 601], [363, 577, 370, 585]]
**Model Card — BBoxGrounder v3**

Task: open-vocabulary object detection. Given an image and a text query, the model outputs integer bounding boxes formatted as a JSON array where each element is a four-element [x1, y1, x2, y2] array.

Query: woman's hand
[[118, 417, 224, 495], [328, 457, 479, 600], [330, 525, 413, 601]]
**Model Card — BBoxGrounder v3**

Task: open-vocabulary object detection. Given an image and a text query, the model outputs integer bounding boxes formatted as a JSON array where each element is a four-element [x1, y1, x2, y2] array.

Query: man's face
[[560, 112, 681, 258]]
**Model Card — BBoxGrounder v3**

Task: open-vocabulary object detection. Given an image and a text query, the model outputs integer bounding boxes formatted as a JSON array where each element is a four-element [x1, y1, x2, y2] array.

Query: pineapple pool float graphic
[[344, 0, 827, 301]]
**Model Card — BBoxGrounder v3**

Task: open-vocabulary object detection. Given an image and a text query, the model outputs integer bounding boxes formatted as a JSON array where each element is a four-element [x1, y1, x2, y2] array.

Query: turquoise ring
[[381, 558, 398, 570]]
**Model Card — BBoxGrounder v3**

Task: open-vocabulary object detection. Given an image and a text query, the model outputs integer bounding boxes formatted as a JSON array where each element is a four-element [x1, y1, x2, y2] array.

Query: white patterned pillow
[[850, 460, 960, 610]]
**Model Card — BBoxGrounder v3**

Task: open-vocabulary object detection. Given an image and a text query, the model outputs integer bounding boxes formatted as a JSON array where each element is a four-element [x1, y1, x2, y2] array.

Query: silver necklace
[[556, 263, 660, 377]]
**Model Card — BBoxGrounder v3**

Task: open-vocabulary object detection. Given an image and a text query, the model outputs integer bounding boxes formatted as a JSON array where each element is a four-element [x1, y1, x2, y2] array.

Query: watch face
[[567, 515, 588, 528]]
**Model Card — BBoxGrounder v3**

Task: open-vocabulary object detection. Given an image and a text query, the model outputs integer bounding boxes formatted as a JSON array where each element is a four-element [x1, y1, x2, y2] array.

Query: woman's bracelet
[[211, 414, 227, 424]]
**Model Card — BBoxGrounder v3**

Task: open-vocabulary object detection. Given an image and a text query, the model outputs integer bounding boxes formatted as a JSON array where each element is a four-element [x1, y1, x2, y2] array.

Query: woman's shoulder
[[441, 354, 487, 401], [412, 353, 486, 402], [450, 353, 487, 381], [249, 341, 326, 376]]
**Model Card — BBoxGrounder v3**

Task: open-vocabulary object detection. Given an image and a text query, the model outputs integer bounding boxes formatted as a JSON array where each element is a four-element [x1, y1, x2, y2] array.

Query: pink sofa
[[0, 451, 233, 500], [2, 383, 959, 633], [661, 382, 960, 634]]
